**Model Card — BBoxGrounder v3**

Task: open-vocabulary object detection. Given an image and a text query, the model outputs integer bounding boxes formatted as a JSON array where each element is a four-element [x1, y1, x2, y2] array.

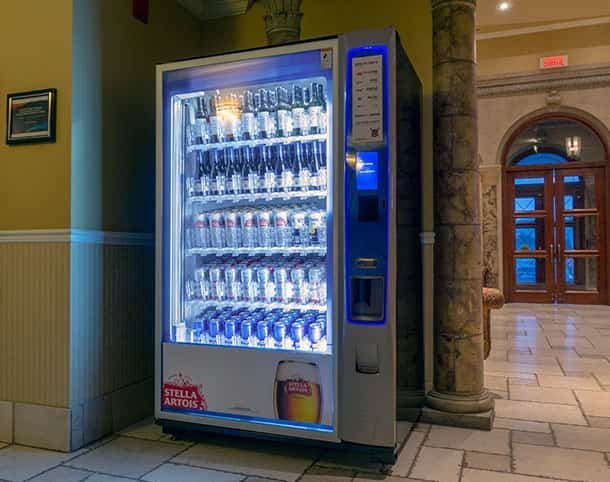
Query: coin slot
[[356, 258, 378, 268]]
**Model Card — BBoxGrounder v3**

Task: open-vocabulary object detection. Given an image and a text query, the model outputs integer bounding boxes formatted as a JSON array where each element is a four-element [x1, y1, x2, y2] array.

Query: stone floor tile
[[354, 475, 423, 482], [552, 424, 610, 452], [537, 374, 601, 390], [463, 451, 511, 472], [0, 445, 72, 481], [509, 385, 576, 405], [411, 422, 431, 433], [559, 358, 610, 373], [302, 466, 355, 482], [409, 446, 462, 482], [494, 399, 587, 425], [142, 462, 244, 482], [29, 466, 91, 482], [0, 443, 7, 450], [119, 418, 163, 441], [575, 390, 610, 417], [461, 468, 564, 482], [508, 376, 539, 387], [425, 426, 510, 455], [490, 390, 508, 400], [513, 443, 610, 482], [485, 375, 508, 391], [84, 475, 138, 481], [485, 361, 563, 376], [594, 371, 610, 385], [511, 431, 555, 447], [67, 437, 185, 479], [493, 418, 550, 433], [391, 431, 425, 477], [173, 439, 320, 481], [588, 416, 610, 428]]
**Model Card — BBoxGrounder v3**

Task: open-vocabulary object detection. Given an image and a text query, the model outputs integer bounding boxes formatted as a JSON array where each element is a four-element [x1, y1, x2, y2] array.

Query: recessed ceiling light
[[497, 1, 512, 11]]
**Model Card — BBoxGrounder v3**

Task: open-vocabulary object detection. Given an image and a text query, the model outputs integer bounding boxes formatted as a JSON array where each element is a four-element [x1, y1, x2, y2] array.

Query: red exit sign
[[540, 55, 568, 69]]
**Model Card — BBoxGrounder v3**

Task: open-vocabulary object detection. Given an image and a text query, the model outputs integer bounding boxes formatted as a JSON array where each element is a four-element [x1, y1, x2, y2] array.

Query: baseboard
[[1, 378, 154, 451], [0, 229, 153, 246]]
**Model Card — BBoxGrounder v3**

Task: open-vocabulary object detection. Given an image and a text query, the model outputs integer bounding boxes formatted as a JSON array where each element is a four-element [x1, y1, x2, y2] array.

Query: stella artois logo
[[285, 379, 312, 396], [162, 373, 208, 411]]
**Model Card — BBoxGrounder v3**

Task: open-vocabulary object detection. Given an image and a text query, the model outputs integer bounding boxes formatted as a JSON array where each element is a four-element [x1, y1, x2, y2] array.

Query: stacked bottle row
[[186, 256, 327, 305], [186, 140, 327, 198], [189, 205, 326, 250], [182, 307, 328, 352], [187, 81, 328, 146]]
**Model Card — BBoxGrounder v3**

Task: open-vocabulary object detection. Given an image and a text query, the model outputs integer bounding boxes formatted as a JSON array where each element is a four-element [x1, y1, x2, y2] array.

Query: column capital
[[262, 0, 304, 46], [432, 0, 476, 9]]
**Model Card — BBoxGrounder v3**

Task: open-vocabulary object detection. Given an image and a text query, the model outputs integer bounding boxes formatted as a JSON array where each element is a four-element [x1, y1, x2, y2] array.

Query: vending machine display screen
[[356, 152, 379, 191]]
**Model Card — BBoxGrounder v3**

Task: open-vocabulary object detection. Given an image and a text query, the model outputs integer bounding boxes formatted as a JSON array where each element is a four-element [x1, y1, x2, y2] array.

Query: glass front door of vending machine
[[156, 40, 339, 441]]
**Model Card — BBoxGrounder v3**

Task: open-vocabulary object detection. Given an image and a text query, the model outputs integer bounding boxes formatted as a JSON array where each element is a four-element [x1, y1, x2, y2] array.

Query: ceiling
[[477, 0, 610, 32]]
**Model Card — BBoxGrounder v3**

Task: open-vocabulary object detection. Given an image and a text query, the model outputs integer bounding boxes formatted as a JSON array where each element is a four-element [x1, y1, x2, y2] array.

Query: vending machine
[[155, 28, 422, 455]]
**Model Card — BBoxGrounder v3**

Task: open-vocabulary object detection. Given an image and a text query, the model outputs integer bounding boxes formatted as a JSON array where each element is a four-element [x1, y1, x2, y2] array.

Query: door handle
[[557, 243, 561, 257], [549, 243, 554, 260]]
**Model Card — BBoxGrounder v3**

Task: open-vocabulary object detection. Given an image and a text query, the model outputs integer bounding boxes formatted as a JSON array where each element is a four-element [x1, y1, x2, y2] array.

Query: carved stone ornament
[[262, 0, 303, 46], [545, 89, 562, 106]]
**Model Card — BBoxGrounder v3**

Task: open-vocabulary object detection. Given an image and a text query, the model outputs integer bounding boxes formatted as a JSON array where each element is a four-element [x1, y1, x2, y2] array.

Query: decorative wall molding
[[0, 229, 154, 246], [477, 63, 610, 98], [177, 0, 254, 21], [476, 16, 610, 41]]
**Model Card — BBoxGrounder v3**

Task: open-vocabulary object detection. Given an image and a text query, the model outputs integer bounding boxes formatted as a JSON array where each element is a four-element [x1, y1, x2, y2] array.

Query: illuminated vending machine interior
[[156, 28, 422, 458]]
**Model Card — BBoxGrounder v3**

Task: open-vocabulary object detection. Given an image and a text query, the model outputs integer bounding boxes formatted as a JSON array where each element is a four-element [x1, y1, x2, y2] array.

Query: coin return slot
[[350, 276, 384, 321], [356, 343, 379, 374]]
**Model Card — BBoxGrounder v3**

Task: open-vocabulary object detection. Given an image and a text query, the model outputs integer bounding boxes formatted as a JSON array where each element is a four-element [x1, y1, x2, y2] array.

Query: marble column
[[422, 0, 494, 429]]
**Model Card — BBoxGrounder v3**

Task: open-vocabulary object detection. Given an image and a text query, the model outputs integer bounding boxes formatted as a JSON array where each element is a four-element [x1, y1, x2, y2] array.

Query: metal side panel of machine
[[339, 28, 398, 449]]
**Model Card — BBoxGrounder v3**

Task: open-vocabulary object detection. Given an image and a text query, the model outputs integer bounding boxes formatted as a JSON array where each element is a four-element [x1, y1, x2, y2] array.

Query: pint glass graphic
[[274, 360, 322, 424]]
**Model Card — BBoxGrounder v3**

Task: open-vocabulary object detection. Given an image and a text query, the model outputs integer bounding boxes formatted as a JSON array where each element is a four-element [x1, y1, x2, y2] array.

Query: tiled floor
[[1, 303, 610, 481]]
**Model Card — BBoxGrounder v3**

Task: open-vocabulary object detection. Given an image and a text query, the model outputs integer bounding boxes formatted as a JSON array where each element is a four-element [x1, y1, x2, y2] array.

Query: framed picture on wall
[[6, 88, 56, 145]]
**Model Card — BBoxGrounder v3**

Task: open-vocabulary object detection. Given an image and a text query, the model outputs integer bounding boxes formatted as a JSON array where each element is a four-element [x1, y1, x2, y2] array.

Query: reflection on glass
[[514, 178, 545, 212], [563, 175, 596, 210], [515, 217, 545, 251], [564, 215, 598, 250], [515, 258, 546, 289], [564, 257, 598, 291]]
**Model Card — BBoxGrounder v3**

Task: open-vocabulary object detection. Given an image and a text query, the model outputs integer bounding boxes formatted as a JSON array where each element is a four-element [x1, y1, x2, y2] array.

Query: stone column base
[[423, 390, 495, 430], [421, 406, 494, 430]]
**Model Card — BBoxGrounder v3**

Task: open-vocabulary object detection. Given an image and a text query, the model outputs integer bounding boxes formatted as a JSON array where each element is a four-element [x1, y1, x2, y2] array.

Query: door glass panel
[[564, 215, 598, 250], [514, 177, 545, 212], [563, 175, 596, 209], [515, 258, 546, 290], [514, 217, 545, 251], [564, 256, 598, 291]]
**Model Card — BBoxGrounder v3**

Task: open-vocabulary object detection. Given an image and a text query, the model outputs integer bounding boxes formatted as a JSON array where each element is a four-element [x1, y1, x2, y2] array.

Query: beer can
[[257, 265, 275, 302], [224, 265, 241, 301], [241, 265, 258, 301], [224, 319, 236, 340], [291, 266, 309, 303], [308, 322, 323, 344], [242, 210, 257, 248], [225, 210, 242, 248], [257, 209, 274, 248], [208, 318, 220, 338], [308, 210, 326, 247], [273, 321, 287, 346], [240, 319, 254, 343], [274, 208, 291, 248], [193, 213, 210, 248], [274, 266, 292, 303], [209, 211, 226, 248], [256, 320, 270, 343], [290, 321, 305, 346]]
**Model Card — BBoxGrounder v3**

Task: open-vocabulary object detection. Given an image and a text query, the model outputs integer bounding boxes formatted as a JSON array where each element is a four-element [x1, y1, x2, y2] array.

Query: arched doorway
[[502, 115, 609, 304]]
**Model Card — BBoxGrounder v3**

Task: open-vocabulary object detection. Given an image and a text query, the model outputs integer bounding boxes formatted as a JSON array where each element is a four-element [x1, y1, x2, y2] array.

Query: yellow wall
[[200, 0, 434, 229], [0, 0, 73, 230], [72, 0, 202, 232], [477, 24, 610, 77]]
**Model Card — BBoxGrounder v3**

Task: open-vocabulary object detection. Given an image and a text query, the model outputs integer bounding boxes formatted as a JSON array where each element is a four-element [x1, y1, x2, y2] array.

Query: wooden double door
[[504, 166, 607, 304]]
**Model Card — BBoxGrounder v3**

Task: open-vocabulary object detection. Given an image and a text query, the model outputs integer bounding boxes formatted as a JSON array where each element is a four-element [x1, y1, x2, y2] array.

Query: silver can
[[225, 210, 242, 248], [241, 265, 258, 302], [308, 210, 326, 247], [209, 266, 225, 301], [209, 212, 225, 248], [224, 265, 241, 301], [274, 266, 292, 303], [242, 210, 257, 248], [308, 266, 324, 304], [291, 266, 309, 303], [193, 213, 210, 248], [257, 265, 275, 302], [289, 210, 308, 247], [257, 209, 274, 248], [274, 208, 291, 248]]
